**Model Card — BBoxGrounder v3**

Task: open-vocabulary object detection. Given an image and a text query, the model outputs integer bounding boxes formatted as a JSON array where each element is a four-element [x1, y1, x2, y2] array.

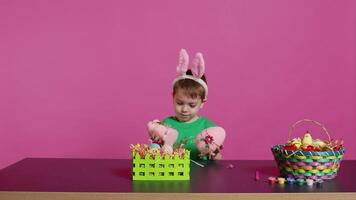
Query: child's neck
[[176, 115, 199, 123]]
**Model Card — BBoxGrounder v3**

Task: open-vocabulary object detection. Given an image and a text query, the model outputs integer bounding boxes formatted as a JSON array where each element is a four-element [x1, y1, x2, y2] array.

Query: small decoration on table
[[255, 170, 260, 181], [226, 164, 234, 169], [267, 175, 328, 187], [296, 178, 305, 186], [306, 178, 314, 186], [268, 177, 277, 184], [286, 177, 295, 184], [277, 177, 285, 185]]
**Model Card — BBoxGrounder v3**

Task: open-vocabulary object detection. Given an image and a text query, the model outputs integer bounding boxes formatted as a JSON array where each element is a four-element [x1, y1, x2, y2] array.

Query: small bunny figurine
[[147, 120, 178, 154], [196, 127, 226, 159]]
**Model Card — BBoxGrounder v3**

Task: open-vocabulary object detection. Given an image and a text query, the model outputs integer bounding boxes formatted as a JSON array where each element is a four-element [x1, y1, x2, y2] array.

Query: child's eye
[[189, 104, 196, 108], [177, 102, 183, 105]]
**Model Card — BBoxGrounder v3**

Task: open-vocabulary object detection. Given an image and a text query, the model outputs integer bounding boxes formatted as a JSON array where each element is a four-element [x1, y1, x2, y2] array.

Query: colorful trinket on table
[[306, 178, 314, 186], [277, 177, 285, 185], [268, 177, 277, 184], [268, 176, 328, 187], [286, 178, 296, 184], [226, 164, 234, 169], [255, 170, 260, 181], [296, 179, 305, 186]]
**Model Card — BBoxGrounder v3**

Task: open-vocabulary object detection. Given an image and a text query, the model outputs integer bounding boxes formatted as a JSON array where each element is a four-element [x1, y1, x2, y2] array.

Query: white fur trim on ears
[[172, 75, 208, 100]]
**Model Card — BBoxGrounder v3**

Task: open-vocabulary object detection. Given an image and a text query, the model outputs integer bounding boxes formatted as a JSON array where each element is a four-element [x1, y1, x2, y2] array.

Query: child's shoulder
[[199, 117, 216, 127]]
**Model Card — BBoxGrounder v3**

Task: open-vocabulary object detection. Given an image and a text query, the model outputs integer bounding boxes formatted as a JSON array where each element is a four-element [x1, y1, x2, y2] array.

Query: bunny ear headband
[[173, 49, 208, 100]]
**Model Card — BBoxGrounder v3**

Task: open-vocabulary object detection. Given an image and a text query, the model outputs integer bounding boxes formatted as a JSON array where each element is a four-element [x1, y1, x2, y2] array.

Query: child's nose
[[181, 105, 189, 112]]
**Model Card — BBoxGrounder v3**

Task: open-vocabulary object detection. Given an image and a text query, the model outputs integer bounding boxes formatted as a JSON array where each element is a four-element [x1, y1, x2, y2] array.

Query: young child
[[161, 49, 225, 160]]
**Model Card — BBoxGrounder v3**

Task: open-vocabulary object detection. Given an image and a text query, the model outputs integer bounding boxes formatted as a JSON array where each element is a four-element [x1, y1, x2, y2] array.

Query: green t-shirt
[[162, 116, 216, 160]]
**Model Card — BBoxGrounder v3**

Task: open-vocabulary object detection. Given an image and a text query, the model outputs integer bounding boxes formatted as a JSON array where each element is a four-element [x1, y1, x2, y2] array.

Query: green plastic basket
[[132, 149, 190, 180]]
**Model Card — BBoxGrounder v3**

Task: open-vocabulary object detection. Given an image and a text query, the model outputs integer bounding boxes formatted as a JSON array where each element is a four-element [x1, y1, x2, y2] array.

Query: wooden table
[[0, 158, 355, 200]]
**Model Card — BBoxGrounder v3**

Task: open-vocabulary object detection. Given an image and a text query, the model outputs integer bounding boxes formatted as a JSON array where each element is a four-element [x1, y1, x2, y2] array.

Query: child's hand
[[208, 145, 223, 160], [150, 135, 163, 146], [147, 120, 178, 147], [196, 127, 226, 160], [210, 152, 222, 160]]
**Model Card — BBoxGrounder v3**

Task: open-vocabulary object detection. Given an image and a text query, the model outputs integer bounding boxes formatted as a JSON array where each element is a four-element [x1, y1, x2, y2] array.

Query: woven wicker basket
[[271, 119, 345, 180]]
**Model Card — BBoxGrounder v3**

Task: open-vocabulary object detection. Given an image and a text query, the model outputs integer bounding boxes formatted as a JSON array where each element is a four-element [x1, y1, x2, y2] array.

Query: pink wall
[[1, 0, 355, 169]]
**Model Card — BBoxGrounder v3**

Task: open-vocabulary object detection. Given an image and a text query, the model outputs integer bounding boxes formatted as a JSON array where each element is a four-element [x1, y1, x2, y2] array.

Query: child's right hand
[[150, 135, 163, 145], [147, 119, 178, 148]]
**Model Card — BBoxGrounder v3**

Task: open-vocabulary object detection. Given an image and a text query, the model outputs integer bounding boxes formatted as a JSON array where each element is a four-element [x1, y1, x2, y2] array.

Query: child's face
[[173, 88, 204, 123]]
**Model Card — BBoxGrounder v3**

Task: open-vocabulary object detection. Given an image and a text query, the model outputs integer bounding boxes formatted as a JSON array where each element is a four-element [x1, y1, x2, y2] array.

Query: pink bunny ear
[[176, 49, 189, 76], [190, 52, 205, 78]]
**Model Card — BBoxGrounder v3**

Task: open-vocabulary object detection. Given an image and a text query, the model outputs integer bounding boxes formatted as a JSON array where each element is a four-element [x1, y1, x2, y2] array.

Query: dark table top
[[0, 158, 355, 193]]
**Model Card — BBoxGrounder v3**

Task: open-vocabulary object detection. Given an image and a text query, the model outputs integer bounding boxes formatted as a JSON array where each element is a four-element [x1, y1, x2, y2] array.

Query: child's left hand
[[211, 152, 222, 160], [196, 127, 226, 160], [208, 146, 223, 160]]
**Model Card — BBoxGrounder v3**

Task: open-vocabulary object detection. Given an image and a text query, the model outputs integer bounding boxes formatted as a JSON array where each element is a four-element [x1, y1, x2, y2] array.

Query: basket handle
[[288, 119, 331, 142]]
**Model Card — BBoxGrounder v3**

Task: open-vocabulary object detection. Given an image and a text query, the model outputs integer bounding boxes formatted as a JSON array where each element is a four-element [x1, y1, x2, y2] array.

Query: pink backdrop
[[1, 0, 355, 169]]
